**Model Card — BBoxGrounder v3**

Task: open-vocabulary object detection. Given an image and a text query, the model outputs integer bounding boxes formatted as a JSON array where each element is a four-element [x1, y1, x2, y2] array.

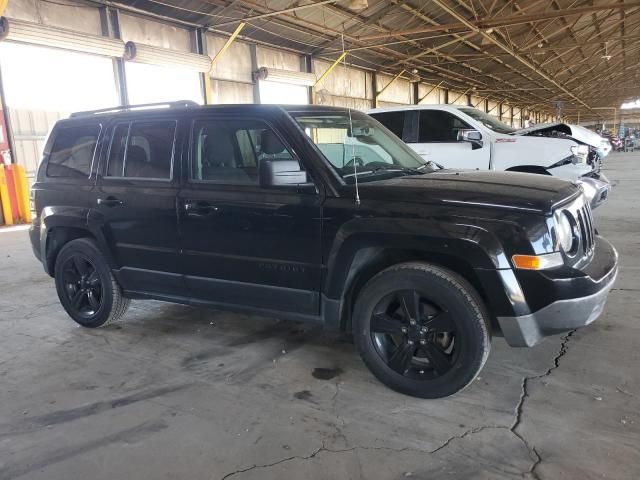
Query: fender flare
[[323, 217, 509, 299], [40, 206, 117, 275]]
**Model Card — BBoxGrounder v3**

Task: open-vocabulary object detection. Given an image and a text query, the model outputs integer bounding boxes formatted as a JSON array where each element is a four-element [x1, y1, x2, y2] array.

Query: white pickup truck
[[368, 105, 610, 208]]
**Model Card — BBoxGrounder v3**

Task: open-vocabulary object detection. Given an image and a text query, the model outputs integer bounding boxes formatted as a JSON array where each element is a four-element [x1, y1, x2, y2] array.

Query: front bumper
[[576, 172, 610, 209], [497, 236, 618, 347]]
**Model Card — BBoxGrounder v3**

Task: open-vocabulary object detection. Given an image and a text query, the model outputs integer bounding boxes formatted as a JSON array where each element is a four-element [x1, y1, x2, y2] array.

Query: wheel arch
[[324, 226, 506, 333], [41, 207, 116, 276]]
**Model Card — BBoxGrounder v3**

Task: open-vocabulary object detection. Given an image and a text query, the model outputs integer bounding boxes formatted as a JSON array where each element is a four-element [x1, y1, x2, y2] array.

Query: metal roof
[[113, 0, 640, 121]]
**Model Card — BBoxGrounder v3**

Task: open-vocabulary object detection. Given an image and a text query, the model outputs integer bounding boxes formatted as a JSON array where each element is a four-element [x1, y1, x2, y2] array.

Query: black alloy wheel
[[54, 238, 130, 327], [60, 254, 103, 319], [370, 289, 458, 380], [353, 262, 490, 398]]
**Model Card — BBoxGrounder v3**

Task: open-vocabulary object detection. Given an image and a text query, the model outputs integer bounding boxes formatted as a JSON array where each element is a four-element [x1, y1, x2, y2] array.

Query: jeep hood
[[514, 122, 603, 148], [357, 170, 579, 215]]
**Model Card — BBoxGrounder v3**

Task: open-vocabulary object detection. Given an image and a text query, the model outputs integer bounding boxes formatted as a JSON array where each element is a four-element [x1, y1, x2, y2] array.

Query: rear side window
[[106, 121, 176, 179], [47, 125, 100, 178], [371, 111, 405, 139]]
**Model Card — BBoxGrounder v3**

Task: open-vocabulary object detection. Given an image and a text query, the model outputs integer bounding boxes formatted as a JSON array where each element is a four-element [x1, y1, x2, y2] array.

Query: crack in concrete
[[219, 332, 578, 480], [219, 443, 327, 480], [511, 330, 576, 479]]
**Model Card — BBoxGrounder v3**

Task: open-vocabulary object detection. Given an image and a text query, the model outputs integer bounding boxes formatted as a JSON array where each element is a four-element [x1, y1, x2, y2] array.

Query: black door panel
[[91, 118, 185, 297], [178, 187, 322, 313], [178, 116, 323, 314]]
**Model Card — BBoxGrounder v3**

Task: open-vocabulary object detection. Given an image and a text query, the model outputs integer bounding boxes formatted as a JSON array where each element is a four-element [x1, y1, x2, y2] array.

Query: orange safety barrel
[[3, 165, 20, 222], [0, 164, 31, 225], [0, 165, 13, 225], [8, 164, 31, 223]]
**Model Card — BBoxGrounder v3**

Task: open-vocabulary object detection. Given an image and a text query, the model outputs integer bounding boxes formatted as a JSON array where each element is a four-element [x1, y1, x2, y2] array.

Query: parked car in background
[[515, 122, 610, 165], [368, 105, 610, 208], [30, 102, 618, 399]]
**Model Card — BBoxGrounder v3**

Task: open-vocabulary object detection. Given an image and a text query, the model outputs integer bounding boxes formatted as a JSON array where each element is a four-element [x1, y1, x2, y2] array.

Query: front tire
[[353, 262, 490, 398], [54, 238, 129, 328]]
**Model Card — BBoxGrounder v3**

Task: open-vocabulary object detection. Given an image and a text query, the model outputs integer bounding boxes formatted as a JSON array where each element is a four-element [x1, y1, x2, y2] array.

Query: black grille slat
[[576, 209, 588, 255], [582, 205, 594, 251]]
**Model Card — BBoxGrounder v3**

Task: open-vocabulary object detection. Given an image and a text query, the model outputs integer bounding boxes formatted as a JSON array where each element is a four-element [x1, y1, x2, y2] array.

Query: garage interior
[[0, 0, 639, 479]]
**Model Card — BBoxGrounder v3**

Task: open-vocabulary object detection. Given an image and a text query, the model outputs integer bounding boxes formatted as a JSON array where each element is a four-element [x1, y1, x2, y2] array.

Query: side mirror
[[259, 159, 310, 188], [457, 129, 483, 150]]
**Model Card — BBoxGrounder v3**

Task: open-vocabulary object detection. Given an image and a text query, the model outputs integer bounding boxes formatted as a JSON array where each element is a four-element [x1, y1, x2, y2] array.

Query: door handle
[[97, 197, 124, 207], [184, 201, 221, 216]]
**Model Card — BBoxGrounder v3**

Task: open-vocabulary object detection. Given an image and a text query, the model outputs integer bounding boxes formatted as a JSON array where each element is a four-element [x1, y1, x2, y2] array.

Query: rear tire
[[54, 238, 129, 328], [353, 262, 490, 398]]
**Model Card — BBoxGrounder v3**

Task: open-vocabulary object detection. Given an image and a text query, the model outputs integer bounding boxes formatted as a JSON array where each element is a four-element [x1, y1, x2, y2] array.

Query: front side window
[[418, 110, 471, 143], [191, 119, 296, 185], [106, 121, 176, 179], [291, 110, 433, 184], [47, 125, 100, 178]]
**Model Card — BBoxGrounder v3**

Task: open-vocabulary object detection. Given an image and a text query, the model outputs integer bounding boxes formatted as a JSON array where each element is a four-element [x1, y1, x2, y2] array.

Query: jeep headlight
[[553, 209, 577, 254]]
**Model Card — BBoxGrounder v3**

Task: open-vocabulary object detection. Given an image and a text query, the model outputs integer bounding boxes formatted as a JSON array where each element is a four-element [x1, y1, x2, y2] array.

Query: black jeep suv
[[30, 101, 618, 398]]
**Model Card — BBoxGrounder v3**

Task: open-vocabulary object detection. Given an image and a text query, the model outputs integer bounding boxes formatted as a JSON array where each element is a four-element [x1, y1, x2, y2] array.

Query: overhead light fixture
[[347, 0, 368, 11], [601, 41, 612, 61], [486, 28, 494, 34]]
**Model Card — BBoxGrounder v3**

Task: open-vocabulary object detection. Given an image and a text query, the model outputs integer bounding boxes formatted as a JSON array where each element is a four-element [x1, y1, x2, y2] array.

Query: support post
[[250, 44, 260, 104], [194, 28, 212, 104], [100, 7, 128, 106], [303, 54, 314, 104]]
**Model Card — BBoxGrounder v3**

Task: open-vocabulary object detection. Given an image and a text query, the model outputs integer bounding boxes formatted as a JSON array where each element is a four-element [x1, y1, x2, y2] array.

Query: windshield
[[458, 107, 516, 134], [290, 110, 435, 183]]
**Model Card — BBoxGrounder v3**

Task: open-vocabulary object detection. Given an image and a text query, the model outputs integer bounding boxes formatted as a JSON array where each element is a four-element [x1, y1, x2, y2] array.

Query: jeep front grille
[[576, 202, 595, 256], [561, 194, 596, 259]]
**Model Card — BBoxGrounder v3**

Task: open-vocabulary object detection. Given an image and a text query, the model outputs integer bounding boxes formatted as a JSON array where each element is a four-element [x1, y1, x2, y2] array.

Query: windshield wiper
[[343, 166, 416, 178], [417, 160, 443, 170]]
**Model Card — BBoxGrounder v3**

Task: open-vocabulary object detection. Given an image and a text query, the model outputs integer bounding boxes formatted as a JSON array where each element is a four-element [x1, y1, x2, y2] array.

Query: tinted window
[[371, 111, 405, 139], [107, 121, 176, 179], [191, 119, 295, 185], [418, 110, 470, 142], [47, 125, 100, 178]]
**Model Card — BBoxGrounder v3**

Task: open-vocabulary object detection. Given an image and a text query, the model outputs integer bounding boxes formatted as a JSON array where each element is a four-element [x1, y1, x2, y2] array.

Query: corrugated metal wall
[[376, 73, 412, 107]]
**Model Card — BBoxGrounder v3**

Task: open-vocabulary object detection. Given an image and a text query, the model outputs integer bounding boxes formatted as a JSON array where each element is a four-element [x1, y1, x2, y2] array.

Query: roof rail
[[70, 100, 199, 118]]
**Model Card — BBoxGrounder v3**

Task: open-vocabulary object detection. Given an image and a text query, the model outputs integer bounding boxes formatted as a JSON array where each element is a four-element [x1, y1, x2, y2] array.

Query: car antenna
[[342, 33, 360, 206]]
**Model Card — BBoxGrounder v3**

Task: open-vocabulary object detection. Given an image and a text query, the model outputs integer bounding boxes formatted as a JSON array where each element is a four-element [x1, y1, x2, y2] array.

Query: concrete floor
[[1, 153, 639, 480]]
